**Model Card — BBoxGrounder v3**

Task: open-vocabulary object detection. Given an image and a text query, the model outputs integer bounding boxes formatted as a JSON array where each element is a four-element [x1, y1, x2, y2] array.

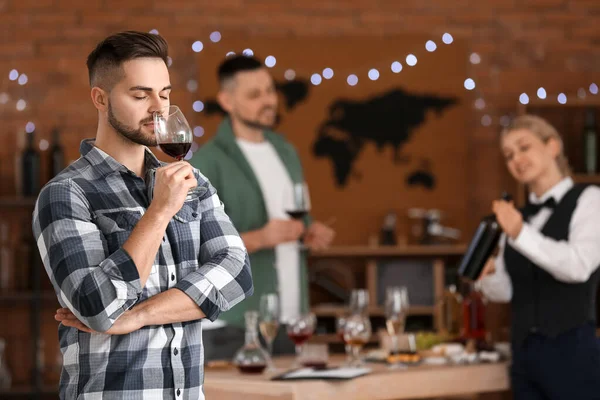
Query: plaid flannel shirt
[[32, 139, 253, 399]]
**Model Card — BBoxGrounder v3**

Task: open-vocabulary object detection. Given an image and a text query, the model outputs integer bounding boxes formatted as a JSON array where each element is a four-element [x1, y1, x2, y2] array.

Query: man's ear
[[217, 90, 233, 114], [91, 87, 109, 112]]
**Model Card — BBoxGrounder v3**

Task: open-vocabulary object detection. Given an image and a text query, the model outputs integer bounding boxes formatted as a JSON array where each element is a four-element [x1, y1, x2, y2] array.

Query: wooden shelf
[[0, 291, 56, 302], [0, 385, 57, 396], [312, 304, 435, 318], [0, 197, 36, 208], [572, 174, 600, 184], [309, 244, 467, 259]]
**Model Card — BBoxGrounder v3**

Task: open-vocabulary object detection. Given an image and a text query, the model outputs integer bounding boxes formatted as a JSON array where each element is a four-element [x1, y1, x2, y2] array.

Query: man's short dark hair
[[218, 55, 263, 88], [86, 31, 169, 90]]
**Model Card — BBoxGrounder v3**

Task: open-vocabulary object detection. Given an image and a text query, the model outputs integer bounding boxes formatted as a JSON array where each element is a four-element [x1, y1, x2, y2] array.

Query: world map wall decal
[[202, 80, 458, 189]]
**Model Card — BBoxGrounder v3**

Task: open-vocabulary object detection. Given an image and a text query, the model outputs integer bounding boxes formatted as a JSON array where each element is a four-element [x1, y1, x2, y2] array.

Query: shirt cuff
[[509, 222, 538, 256], [174, 275, 221, 322], [99, 248, 143, 301]]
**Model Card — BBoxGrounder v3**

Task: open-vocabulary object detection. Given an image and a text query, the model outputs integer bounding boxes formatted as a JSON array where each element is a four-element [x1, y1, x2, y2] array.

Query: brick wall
[[0, 0, 599, 226]]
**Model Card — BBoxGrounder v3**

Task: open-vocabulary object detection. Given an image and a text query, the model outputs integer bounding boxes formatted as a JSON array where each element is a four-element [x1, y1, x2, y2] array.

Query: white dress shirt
[[479, 177, 600, 302]]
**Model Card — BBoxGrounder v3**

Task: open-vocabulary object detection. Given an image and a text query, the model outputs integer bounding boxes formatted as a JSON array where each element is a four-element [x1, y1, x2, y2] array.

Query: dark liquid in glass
[[159, 143, 192, 160], [238, 364, 267, 374], [286, 210, 308, 220]]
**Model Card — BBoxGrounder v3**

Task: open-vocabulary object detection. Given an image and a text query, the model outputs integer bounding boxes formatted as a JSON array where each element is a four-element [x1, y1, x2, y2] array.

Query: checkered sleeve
[[32, 179, 143, 332], [175, 172, 253, 321]]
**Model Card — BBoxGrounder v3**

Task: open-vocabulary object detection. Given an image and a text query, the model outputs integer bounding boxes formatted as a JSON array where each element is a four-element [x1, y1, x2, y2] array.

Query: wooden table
[[204, 356, 510, 400]]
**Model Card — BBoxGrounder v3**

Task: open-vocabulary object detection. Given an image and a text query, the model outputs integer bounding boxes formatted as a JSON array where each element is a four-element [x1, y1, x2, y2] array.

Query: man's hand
[[492, 199, 523, 240], [477, 258, 496, 281], [150, 162, 198, 219], [260, 219, 304, 248], [55, 308, 143, 335], [303, 221, 336, 251]]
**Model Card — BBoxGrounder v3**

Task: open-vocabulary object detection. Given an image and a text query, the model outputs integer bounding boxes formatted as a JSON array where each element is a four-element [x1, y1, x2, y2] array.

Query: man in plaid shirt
[[32, 31, 253, 399]]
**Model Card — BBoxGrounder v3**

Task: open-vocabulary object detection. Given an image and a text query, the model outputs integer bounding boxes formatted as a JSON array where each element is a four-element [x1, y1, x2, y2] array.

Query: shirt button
[[192, 212, 198, 218], [162, 236, 166, 242], [177, 389, 181, 396], [174, 348, 178, 356], [171, 273, 175, 281]]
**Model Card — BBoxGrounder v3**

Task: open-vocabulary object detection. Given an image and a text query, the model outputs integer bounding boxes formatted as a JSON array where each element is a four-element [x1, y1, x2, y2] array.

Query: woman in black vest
[[479, 114, 600, 399]]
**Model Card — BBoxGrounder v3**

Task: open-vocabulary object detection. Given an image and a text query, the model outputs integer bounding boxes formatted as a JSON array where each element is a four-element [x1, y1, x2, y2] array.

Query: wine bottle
[[21, 130, 40, 196], [583, 108, 597, 174], [49, 127, 64, 179], [457, 192, 512, 281]]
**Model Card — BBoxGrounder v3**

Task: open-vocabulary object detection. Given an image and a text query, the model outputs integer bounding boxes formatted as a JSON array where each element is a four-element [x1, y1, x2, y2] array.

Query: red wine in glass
[[286, 209, 308, 220], [288, 332, 312, 346], [158, 143, 192, 161], [237, 364, 267, 374]]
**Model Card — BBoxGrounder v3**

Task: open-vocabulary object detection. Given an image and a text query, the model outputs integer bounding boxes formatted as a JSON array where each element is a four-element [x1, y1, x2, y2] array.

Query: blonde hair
[[501, 114, 572, 177]]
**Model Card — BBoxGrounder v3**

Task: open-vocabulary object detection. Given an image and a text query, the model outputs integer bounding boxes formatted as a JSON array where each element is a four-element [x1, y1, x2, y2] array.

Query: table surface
[[204, 355, 510, 400]]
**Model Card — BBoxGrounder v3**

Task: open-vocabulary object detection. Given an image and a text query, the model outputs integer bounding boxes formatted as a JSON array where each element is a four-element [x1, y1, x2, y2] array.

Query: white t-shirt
[[236, 138, 301, 324]]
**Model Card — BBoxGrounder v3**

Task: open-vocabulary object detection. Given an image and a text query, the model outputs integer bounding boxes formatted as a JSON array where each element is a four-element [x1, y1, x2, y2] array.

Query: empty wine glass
[[385, 286, 409, 369], [259, 293, 280, 371]]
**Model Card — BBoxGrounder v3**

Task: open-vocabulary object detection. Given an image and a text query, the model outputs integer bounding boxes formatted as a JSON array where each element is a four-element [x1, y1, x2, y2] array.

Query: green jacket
[[190, 118, 310, 328]]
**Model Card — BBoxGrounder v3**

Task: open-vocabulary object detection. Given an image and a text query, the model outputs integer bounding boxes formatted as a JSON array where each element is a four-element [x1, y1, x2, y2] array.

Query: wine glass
[[259, 293, 280, 372], [286, 313, 316, 366], [152, 105, 202, 199], [385, 286, 409, 369], [349, 289, 370, 315], [343, 314, 372, 367], [336, 314, 352, 365], [284, 182, 311, 220]]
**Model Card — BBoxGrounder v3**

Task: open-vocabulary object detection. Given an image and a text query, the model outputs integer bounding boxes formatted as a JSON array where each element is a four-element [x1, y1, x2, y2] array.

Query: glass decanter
[[233, 311, 269, 374]]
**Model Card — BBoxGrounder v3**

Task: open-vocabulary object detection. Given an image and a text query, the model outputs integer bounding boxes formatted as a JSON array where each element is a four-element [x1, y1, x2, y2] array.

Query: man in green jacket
[[190, 55, 335, 361]]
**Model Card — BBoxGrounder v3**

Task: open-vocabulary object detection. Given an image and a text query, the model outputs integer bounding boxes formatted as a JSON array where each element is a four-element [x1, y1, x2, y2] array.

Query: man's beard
[[235, 106, 278, 131], [108, 102, 156, 147]]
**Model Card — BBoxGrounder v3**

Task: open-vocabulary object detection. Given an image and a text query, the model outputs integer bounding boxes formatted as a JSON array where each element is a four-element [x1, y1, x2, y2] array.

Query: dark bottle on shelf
[[457, 192, 512, 281], [21, 130, 40, 196], [583, 108, 597, 175], [49, 127, 64, 179], [379, 211, 397, 246], [0, 220, 14, 293]]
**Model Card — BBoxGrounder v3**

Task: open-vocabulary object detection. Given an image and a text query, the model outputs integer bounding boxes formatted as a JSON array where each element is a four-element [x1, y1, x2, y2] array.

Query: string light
[[469, 53, 481, 65], [226, 51, 235, 57], [519, 93, 530, 105], [537, 87, 546, 99], [284, 69, 296, 80], [590, 83, 599, 95], [557, 93, 567, 104], [391, 61, 402, 73], [474, 98, 486, 110], [310, 73, 322, 86], [265, 55, 276, 68], [192, 101, 204, 112], [17, 74, 28, 85], [39, 139, 49, 151], [8, 69, 18, 81], [481, 115, 492, 126], [149, 29, 159, 35], [578, 88, 587, 99], [16, 99, 26, 111], [242, 48, 254, 57], [193, 126, 205, 137], [347, 74, 358, 86], [322, 68, 334, 79], [192, 41, 203, 53], [442, 33, 454, 44], [368, 69, 380, 81], [0, 93, 8, 104], [25, 122, 35, 133], [425, 40, 437, 52], [464, 78, 476, 90], [210, 31, 221, 43], [406, 54, 417, 66], [186, 80, 198, 92]]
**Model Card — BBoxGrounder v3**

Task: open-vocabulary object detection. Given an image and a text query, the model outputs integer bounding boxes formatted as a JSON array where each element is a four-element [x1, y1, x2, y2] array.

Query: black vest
[[505, 184, 600, 346]]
